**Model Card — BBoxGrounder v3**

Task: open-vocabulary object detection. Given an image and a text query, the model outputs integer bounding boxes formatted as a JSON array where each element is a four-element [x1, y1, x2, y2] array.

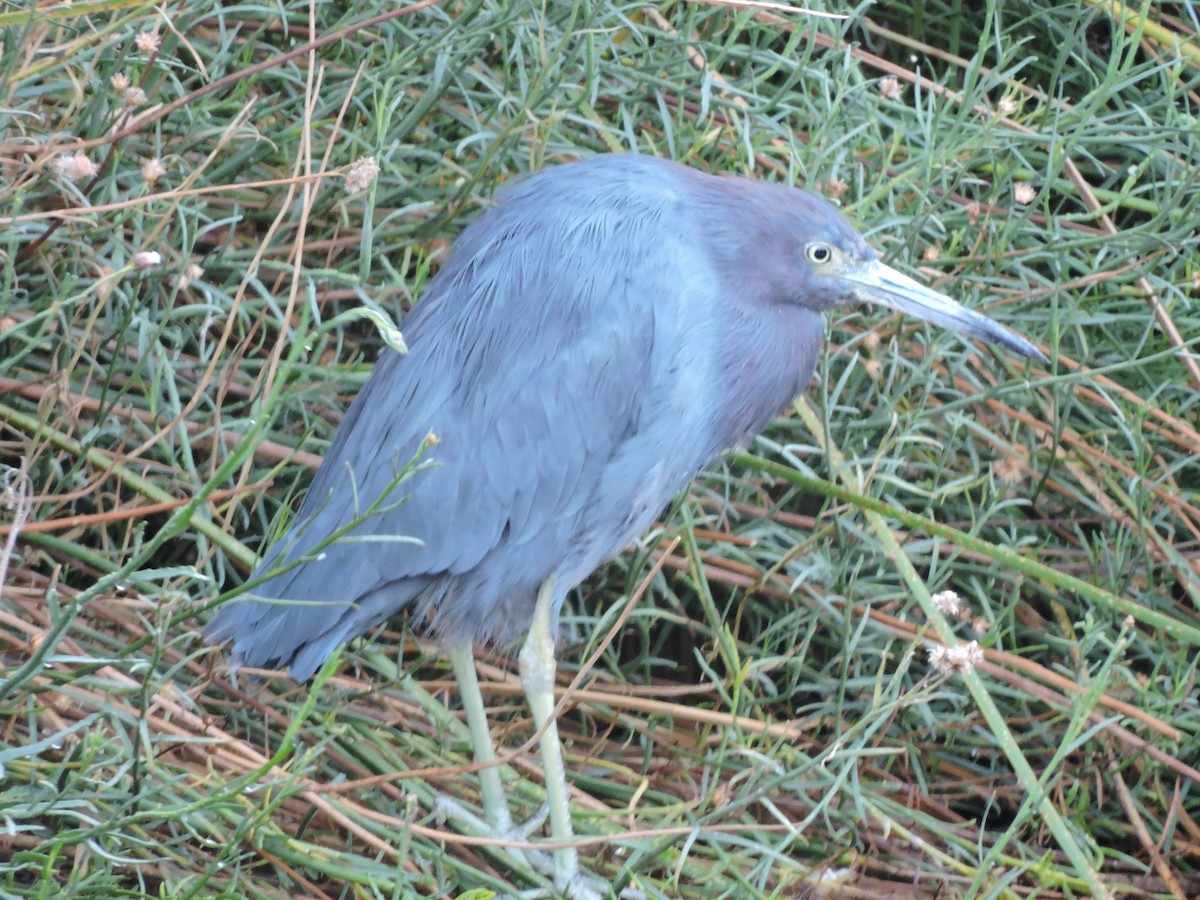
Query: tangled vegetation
[[1, 1, 1198, 897]]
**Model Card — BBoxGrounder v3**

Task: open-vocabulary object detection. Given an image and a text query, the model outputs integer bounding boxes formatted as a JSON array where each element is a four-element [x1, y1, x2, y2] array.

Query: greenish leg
[[444, 582, 612, 899], [518, 573, 588, 894], [446, 640, 516, 836]]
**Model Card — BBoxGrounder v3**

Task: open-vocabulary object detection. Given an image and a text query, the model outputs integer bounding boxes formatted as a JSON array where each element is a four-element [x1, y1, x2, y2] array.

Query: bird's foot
[[551, 858, 615, 900], [551, 864, 644, 900], [435, 797, 642, 899], [433, 794, 550, 873], [529, 809, 644, 900]]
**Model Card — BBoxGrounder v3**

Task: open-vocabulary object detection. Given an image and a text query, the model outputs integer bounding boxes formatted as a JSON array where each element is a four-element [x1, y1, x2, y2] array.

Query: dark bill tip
[[839, 260, 1049, 364]]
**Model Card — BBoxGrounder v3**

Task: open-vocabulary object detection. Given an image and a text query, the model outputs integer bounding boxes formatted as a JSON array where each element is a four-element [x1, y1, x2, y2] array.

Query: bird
[[207, 153, 1046, 897]]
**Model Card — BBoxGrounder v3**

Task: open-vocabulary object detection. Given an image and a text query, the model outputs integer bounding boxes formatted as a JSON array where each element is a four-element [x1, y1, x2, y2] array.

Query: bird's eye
[[806, 242, 834, 265]]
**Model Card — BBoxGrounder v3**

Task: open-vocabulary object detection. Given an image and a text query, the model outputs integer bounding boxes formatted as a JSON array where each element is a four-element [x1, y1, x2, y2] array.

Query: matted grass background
[[2, 1, 1198, 897]]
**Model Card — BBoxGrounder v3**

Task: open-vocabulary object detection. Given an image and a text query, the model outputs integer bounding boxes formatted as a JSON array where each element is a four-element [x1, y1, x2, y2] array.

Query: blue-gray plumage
[[207, 153, 1044, 896]]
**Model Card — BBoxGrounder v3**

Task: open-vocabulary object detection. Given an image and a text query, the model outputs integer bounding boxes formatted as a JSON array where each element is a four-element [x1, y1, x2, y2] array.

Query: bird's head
[[797, 228, 1047, 363], [717, 177, 1047, 364]]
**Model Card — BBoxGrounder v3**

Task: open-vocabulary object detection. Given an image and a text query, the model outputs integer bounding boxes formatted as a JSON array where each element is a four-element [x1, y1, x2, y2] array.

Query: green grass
[[2, 0, 1199, 897]]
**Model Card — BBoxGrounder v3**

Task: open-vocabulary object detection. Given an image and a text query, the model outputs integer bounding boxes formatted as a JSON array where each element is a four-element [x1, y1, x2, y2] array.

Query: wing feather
[[207, 158, 719, 677]]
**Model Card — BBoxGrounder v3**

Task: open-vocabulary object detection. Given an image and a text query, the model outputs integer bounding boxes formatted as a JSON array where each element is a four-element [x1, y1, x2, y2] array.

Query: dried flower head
[[970, 616, 991, 636], [998, 96, 1018, 116], [965, 201, 983, 224], [133, 250, 163, 270], [53, 152, 98, 182], [111, 73, 131, 92], [142, 157, 167, 185], [931, 590, 962, 617], [135, 31, 161, 55], [136, 31, 162, 55], [922, 244, 941, 263], [994, 445, 1030, 485], [344, 156, 380, 194], [1013, 183, 1036, 205], [878, 76, 903, 101], [929, 640, 985, 675], [177, 263, 204, 290], [123, 86, 147, 106], [823, 176, 848, 201], [862, 330, 881, 352]]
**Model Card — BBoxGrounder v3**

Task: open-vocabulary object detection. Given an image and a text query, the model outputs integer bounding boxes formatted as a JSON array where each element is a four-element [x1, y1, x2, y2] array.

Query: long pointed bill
[[838, 259, 1048, 363]]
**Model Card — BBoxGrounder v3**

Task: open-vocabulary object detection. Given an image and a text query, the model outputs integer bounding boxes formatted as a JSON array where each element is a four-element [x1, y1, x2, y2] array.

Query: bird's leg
[[518, 574, 596, 896], [445, 640, 518, 836]]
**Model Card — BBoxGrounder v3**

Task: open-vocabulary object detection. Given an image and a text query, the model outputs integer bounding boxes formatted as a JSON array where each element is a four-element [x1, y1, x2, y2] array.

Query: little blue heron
[[208, 153, 1045, 897]]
